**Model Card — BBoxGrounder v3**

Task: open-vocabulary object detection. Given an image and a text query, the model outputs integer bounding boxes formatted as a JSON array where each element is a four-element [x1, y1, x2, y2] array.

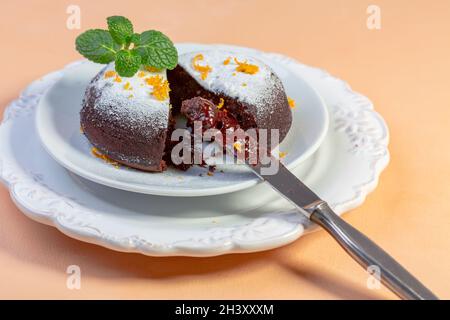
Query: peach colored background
[[1, 0, 449, 299]]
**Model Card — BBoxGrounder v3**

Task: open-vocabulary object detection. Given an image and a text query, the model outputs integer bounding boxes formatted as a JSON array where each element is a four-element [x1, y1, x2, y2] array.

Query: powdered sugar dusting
[[178, 50, 285, 118], [85, 62, 170, 134]]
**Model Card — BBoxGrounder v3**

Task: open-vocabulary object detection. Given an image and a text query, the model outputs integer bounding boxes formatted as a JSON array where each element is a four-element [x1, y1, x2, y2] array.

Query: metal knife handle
[[309, 201, 438, 300]]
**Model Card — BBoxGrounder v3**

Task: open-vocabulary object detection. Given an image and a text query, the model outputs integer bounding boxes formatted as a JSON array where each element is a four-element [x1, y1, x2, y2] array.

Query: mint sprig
[[75, 16, 178, 77]]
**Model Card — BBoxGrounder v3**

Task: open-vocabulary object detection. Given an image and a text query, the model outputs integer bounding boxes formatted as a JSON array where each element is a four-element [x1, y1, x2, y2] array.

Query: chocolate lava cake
[[80, 50, 292, 172]]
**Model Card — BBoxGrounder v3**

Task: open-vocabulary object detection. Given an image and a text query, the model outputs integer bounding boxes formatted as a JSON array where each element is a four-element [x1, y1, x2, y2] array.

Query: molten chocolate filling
[[163, 97, 260, 171], [181, 97, 241, 135]]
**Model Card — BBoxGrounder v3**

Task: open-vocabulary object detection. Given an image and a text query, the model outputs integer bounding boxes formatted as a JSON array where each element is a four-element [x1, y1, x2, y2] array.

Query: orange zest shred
[[287, 97, 296, 108], [223, 57, 231, 65], [138, 71, 146, 78], [216, 98, 225, 109], [145, 66, 161, 73], [145, 75, 171, 101], [123, 82, 132, 90], [234, 58, 259, 74], [114, 75, 122, 83], [279, 151, 287, 159], [104, 70, 117, 78], [233, 141, 243, 152], [91, 147, 120, 168], [192, 54, 212, 80]]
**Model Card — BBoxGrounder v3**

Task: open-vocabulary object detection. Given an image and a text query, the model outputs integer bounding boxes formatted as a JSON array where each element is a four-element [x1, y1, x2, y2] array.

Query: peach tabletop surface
[[1, 0, 449, 299]]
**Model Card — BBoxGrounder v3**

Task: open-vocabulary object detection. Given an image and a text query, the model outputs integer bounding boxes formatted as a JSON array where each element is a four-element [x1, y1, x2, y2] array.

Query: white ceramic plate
[[0, 45, 389, 256], [35, 44, 329, 197]]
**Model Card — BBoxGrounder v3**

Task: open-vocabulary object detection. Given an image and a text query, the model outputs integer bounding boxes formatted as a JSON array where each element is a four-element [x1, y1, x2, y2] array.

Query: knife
[[248, 159, 438, 300]]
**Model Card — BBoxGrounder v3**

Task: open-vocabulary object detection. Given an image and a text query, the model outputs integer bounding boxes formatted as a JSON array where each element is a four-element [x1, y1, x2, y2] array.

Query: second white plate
[[35, 44, 329, 196], [0, 49, 389, 256]]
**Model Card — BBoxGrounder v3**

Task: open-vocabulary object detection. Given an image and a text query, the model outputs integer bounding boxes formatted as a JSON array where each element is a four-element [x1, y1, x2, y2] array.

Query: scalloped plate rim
[[0, 44, 390, 257]]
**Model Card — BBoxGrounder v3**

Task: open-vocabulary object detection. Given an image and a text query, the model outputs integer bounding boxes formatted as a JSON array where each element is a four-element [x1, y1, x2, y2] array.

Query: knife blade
[[248, 159, 438, 300]]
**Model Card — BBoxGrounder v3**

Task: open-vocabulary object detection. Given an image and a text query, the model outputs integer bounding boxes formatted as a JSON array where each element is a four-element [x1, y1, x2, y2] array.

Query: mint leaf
[[107, 16, 133, 45], [136, 30, 178, 70], [76, 29, 120, 63], [115, 49, 141, 77], [129, 33, 141, 46]]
